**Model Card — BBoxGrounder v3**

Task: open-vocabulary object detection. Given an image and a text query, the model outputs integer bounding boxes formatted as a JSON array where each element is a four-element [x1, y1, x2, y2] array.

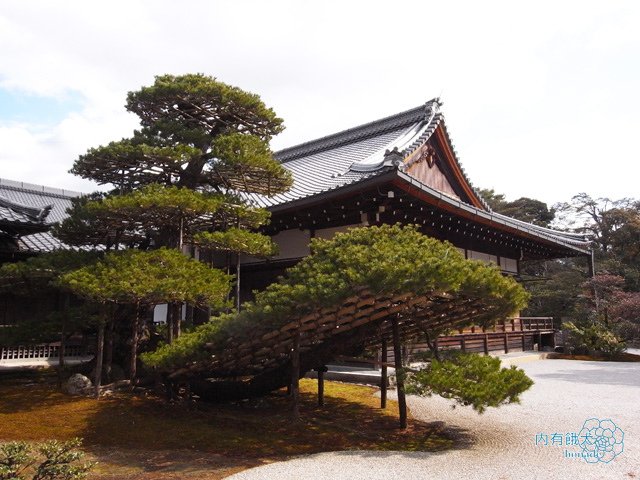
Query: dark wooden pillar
[[484, 334, 489, 355], [504, 333, 509, 354], [391, 318, 407, 429], [521, 333, 526, 351], [380, 338, 387, 409], [291, 333, 300, 420]]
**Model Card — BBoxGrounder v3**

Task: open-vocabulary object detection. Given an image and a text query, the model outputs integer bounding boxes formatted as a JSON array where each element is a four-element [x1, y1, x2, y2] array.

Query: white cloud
[[0, 0, 638, 204]]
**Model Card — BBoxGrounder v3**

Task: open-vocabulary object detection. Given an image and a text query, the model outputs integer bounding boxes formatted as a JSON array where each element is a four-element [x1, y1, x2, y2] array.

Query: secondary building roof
[[0, 178, 81, 255]]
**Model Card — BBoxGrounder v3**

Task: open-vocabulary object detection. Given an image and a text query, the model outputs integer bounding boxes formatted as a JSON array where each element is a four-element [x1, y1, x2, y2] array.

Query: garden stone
[[66, 373, 92, 395]]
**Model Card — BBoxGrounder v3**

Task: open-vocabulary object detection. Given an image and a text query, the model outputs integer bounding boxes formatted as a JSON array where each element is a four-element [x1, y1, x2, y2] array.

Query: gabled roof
[[246, 99, 490, 210], [0, 178, 81, 253]]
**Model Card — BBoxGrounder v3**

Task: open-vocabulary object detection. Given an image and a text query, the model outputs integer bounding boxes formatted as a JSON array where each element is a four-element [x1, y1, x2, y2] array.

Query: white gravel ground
[[227, 358, 639, 479]]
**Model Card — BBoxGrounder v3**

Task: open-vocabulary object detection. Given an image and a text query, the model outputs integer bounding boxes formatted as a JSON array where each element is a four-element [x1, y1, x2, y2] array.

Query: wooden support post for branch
[[166, 304, 174, 344], [129, 304, 141, 381], [380, 338, 387, 409], [391, 318, 407, 430], [291, 332, 301, 420], [57, 292, 69, 389], [317, 366, 326, 407], [236, 254, 241, 313], [484, 334, 489, 355], [504, 333, 509, 354], [172, 304, 180, 340], [94, 319, 105, 399]]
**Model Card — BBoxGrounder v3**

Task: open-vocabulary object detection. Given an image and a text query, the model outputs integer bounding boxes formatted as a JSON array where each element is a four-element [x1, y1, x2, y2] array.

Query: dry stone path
[[228, 358, 640, 479]]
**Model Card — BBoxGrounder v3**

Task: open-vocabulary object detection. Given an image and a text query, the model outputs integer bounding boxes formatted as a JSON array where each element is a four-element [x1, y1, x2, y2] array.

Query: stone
[[66, 373, 93, 395]]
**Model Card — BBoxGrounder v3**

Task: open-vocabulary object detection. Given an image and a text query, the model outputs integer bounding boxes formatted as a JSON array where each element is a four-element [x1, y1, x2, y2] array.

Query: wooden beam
[[380, 339, 387, 409], [391, 318, 407, 429]]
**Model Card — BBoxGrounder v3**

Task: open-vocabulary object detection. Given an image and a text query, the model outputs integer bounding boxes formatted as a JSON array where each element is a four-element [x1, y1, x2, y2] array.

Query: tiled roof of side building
[[0, 178, 83, 253]]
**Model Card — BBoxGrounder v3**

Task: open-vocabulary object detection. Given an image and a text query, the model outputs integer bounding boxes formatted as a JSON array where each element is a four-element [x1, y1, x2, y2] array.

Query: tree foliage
[[143, 225, 529, 372], [0, 251, 98, 293], [70, 73, 292, 194], [194, 228, 277, 257], [405, 352, 533, 413], [58, 248, 231, 308]]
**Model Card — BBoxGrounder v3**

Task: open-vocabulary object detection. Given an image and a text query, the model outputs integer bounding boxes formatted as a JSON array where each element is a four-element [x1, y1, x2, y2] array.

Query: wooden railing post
[[483, 334, 489, 355]]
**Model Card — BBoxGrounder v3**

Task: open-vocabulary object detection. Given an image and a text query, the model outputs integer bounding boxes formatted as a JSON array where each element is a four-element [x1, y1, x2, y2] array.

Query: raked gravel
[[227, 357, 639, 479]]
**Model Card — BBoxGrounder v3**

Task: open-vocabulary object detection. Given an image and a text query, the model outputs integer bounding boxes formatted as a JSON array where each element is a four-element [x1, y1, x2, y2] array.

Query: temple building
[[236, 99, 592, 352], [1, 99, 592, 355]]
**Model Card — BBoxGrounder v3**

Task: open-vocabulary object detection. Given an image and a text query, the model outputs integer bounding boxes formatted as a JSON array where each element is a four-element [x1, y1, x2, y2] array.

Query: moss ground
[[0, 373, 455, 479]]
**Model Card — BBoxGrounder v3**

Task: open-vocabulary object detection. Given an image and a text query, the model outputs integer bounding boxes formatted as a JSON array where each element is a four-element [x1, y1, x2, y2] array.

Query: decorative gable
[[404, 143, 461, 200]]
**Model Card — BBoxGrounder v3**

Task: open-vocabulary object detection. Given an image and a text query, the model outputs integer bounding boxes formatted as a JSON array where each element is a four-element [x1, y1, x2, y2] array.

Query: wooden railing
[[405, 317, 557, 357], [515, 317, 555, 331], [0, 344, 87, 362]]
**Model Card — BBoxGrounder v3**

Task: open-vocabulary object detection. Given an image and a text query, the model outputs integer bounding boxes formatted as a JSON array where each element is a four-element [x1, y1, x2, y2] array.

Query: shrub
[[564, 321, 627, 358], [0, 438, 93, 480]]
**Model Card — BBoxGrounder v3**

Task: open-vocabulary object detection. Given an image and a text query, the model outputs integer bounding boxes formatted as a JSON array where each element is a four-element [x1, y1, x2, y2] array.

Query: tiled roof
[[248, 100, 591, 254], [0, 178, 82, 253], [245, 114, 421, 209], [246, 99, 490, 210]]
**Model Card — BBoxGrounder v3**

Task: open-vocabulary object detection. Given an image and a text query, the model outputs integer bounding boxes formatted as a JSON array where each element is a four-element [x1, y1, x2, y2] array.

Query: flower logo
[[579, 418, 624, 463]]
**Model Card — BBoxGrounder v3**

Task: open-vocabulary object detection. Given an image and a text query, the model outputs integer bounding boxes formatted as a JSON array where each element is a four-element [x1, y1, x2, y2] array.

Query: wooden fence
[[0, 344, 87, 362]]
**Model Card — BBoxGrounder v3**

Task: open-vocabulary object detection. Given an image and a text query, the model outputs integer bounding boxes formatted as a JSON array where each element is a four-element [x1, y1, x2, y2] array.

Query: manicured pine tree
[[55, 74, 291, 352]]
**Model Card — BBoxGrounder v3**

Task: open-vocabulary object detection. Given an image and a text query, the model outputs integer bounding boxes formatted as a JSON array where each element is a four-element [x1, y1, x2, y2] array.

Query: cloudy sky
[[1, 0, 638, 205]]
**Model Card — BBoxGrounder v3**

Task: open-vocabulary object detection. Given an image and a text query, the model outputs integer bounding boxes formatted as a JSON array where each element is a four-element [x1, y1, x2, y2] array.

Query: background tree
[[0, 251, 98, 385], [478, 188, 554, 227], [481, 188, 640, 349]]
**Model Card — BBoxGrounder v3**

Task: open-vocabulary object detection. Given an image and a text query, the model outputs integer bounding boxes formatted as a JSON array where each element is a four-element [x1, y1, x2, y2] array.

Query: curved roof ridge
[[275, 100, 440, 163]]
